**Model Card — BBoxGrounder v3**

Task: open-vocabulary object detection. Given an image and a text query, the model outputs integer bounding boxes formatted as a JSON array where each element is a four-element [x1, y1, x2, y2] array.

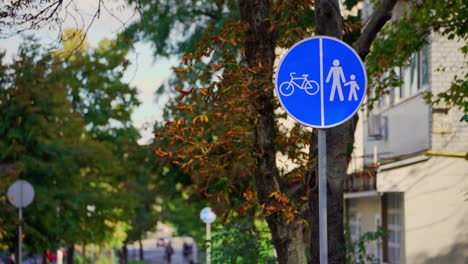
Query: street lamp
[[200, 207, 216, 264]]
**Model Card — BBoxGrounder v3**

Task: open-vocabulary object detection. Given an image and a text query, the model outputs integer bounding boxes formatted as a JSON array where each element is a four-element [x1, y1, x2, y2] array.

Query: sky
[[0, 0, 177, 144]]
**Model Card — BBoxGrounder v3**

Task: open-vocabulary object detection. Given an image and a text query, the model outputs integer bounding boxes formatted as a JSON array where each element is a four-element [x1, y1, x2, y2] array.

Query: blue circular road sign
[[275, 36, 367, 128]]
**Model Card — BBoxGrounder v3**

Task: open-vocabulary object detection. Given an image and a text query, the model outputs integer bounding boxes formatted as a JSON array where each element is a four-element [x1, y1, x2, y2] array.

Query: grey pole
[[318, 129, 328, 263], [19, 206, 22, 264], [206, 222, 211, 264], [18, 180, 23, 264], [7, 180, 34, 264]]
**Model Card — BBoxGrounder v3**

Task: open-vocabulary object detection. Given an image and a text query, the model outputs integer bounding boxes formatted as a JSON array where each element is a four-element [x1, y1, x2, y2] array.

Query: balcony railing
[[344, 166, 378, 193]]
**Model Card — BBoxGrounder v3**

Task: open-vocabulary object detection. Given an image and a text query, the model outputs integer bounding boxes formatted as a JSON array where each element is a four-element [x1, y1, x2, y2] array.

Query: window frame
[[373, 43, 430, 114], [384, 193, 403, 264]]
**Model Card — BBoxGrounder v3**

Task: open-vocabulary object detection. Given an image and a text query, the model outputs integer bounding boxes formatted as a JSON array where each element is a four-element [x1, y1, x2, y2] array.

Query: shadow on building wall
[[412, 218, 468, 264]]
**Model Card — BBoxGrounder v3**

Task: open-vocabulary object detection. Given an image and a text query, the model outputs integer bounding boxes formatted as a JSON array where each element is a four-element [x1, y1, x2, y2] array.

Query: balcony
[[344, 166, 378, 193]]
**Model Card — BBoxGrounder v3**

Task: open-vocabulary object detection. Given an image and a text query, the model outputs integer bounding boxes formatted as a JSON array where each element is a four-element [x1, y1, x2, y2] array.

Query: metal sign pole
[[206, 222, 211, 264], [318, 129, 328, 264], [19, 207, 22, 264]]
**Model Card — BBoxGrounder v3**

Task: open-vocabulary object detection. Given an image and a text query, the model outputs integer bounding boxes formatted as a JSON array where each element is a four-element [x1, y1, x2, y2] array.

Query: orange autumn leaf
[[211, 63, 224, 71]]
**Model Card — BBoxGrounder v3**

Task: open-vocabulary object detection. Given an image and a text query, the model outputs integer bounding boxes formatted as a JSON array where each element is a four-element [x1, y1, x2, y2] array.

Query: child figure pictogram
[[344, 74, 360, 101]]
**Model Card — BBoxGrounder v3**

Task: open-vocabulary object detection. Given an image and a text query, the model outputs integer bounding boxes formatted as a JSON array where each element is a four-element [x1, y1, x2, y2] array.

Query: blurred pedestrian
[[0, 253, 7, 264], [182, 242, 193, 263], [164, 242, 174, 264], [7, 254, 15, 264]]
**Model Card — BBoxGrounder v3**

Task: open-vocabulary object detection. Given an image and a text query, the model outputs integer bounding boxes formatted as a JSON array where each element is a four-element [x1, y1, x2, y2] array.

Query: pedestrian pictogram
[[326, 59, 346, 102], [275, 36, 367, 128], [344, 74, 361, 101]]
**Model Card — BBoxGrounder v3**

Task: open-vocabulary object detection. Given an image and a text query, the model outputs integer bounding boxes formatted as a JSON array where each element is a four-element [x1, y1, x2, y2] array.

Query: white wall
[[363, 95, 431, 164], [348, 111, 365, 173], [378, 157, 468, 263]]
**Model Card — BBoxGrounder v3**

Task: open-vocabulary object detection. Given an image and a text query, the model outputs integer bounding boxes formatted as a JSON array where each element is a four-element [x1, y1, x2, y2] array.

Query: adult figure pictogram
[[326, 59, 345, 101]]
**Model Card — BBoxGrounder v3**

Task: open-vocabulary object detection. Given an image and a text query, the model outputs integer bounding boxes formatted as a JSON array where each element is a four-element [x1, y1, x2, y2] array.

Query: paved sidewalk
[[128, 237, 197, 264]]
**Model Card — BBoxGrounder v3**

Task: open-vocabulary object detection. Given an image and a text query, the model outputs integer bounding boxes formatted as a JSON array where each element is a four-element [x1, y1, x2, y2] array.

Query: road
[[128, 237, 198, 264]]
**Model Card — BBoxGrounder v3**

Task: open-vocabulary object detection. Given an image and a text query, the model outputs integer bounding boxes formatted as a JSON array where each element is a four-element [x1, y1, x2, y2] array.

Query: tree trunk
[[309, 1, 352, 263], [239, 0, 397, 262], [42, 251, 48, 264], [119, 243, 128, 264], [239, 0, 307, 263], [81, 243, 86, 260], [309, 121, 355, 263], [309, 0, 398, 262], [138, 239, 144, 261], [66, 245, 74, 264], [14, 233, 19, 264]]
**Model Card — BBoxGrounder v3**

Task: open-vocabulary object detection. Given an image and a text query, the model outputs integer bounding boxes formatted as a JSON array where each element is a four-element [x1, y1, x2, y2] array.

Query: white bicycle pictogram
[[279, 72, 320, 96]]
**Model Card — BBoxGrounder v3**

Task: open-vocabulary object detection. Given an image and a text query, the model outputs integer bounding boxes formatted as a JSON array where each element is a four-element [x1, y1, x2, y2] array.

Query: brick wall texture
[[430, 33, 468, 153]]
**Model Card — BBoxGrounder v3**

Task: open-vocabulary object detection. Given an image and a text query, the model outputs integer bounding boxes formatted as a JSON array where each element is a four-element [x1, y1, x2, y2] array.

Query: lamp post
[[200, 207, 216, 264], [7, 180, 35, 264]]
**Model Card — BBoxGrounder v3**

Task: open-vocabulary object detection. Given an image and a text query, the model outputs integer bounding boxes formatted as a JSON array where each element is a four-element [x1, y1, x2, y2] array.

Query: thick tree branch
[[355, 0, 398, 60], [315, 0, 342, 38]]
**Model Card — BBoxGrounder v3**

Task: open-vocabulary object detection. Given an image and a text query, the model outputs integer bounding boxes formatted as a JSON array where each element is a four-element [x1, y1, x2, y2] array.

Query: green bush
[[210, 219, 276, 264]]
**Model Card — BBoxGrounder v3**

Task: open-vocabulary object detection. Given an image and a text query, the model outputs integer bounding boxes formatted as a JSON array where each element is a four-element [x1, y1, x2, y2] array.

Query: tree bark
[[239, 0, 307, 263], [239, 0, 398, 262], [81, 243, 86, 259], [119, 243, 128, 264], [14, 233, 19, 264], [138, 239, 144, 261], [66, 245, 74, 264], [310, 1, 349, 262], [309, 1, 397, 263], [42, 251, 48, 264], [309, 119, 356, 263]]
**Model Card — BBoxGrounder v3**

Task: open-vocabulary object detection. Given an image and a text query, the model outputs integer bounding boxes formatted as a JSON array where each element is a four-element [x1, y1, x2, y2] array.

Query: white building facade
[[344, 1, 468, 263]]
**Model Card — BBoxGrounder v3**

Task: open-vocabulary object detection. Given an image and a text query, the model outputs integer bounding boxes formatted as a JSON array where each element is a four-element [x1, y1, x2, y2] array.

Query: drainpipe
[[424, 150, 467, 158]]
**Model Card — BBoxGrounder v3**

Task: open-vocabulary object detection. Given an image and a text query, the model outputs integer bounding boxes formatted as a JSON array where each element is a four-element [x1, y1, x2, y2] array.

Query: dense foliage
[[366, 0, 467, 114], [1, 0, 466, 262], [0, 32, 158, 260]]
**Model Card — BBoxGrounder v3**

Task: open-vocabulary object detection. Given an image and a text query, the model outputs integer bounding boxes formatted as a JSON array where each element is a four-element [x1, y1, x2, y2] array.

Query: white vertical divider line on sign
[[319, 38, 325, 127]]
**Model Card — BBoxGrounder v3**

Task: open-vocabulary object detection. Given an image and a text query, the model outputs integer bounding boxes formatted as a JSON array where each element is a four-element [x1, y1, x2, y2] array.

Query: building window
[[376, 44, 430, 111], [391, 67, 401, 104], [348, 200, 362, 243], [420, 44, 430, 90], [386, 193, 403, 264], [399, 44, 430, 99], [401, 53, 418, 97]]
